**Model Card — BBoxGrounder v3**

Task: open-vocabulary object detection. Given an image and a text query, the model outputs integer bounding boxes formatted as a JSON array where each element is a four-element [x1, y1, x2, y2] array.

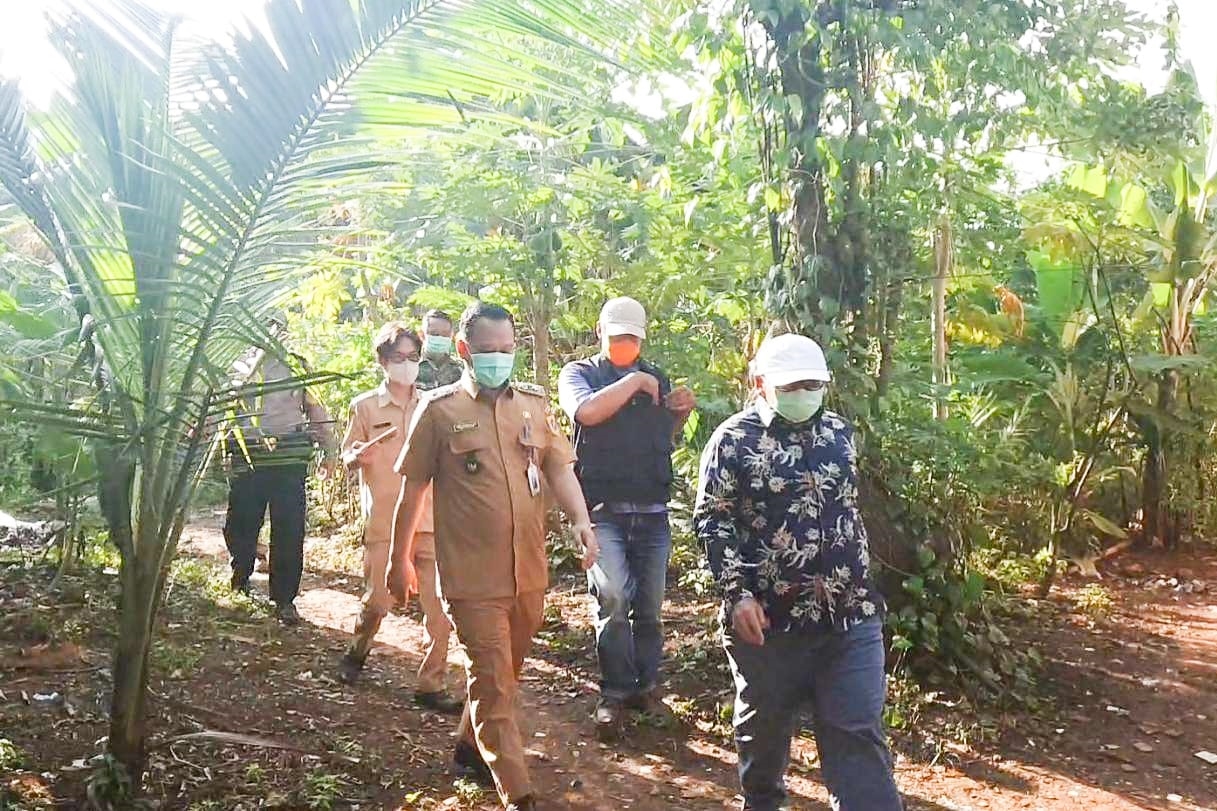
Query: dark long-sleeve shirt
[[693, 401, 882, 633]]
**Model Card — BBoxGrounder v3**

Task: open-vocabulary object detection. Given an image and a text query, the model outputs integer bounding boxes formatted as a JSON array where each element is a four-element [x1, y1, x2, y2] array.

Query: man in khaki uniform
[[388, 302, 598, 811], [335, 322, 460, 713]]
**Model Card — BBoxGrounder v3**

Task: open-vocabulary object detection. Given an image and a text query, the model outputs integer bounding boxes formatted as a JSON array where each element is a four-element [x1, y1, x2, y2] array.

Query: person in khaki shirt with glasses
[[388, 301, 598, 811], [335, 322, 461, 714]]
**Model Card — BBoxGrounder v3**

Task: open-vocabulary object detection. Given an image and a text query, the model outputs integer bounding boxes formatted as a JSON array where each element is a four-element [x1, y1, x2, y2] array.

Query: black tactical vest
[[570, 356, 675, 507]]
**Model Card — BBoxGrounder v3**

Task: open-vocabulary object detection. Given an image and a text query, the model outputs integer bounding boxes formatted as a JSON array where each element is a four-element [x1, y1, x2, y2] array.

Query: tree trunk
[[875, 258, 905, 406], [95, 448, 157, 787], [532, 304, 551, 390], [931, 214, 952, 421], [758, 3, 833, 327], [108, 565, 157, 783], [1142, 278, 1191, 548], [1141, 368, 1177, 548]]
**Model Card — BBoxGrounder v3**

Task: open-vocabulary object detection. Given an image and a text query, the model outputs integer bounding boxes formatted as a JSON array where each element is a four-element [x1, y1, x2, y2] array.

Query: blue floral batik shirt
[[693, 400, 883, 633]]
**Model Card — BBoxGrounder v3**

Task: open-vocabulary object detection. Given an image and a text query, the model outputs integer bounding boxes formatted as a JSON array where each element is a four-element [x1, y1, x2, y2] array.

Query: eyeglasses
[[776, 380, 826, 392], [385, 352, 420, 364]]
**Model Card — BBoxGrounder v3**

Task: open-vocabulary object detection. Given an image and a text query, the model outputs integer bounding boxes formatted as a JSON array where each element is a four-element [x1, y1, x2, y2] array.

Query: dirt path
[[3, 519, 1217, 810]]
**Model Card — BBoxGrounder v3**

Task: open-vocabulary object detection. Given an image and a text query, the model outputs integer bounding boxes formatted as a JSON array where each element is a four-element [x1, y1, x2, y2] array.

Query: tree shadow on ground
[[523, 555, 1217, 811], [890, 553, 1217, 811]]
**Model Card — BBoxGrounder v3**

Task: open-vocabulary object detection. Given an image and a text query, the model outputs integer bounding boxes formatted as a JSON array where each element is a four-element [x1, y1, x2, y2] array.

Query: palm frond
[[1, 0, 645, 532]]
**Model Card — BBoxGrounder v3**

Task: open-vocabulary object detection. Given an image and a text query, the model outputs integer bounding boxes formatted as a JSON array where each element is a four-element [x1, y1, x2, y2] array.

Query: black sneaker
[[414, 690, 463, 715], [337, 653, 365, 685], [624, 686, 668, 715], [452, 740, 493, 786], [594, 698, 623, 742], [274, 603, 301, 626]]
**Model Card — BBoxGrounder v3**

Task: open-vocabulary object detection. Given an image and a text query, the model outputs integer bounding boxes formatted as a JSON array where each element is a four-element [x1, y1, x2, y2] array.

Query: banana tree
[[1133, 158, 1215, 547], [0, 0, 633, 788], [1066, 134, 1217, 547]]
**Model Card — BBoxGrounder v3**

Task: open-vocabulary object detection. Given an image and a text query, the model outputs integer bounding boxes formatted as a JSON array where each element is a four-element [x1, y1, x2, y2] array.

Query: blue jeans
[[586, 510, 672, 701], [724, 617, 902, 811]]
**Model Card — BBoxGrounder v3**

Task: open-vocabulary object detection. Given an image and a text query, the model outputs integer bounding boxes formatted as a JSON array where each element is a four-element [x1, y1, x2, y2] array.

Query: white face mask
[[386, 360, 419, 386]]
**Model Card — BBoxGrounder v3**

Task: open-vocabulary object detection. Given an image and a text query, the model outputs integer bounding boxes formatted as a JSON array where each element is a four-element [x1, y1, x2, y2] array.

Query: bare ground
[[2, 515, 1216, 810]]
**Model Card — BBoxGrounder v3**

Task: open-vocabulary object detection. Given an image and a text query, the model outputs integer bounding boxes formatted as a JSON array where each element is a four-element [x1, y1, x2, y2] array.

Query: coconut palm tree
[[0, 0, 634, 788]]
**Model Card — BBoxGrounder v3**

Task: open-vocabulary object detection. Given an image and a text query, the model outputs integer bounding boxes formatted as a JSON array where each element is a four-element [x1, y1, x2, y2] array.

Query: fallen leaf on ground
[[0, 642, 83, 671], [154, 729, 359, 763]]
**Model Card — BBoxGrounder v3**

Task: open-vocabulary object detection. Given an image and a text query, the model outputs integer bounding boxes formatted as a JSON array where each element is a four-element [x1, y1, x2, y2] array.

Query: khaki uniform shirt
[[395, 375, 575, 600], [343, 383, 435, 546]]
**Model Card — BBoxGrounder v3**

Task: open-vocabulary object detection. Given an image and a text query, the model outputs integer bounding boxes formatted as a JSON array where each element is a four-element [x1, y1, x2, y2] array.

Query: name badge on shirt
[[451, 421, 479, 433]]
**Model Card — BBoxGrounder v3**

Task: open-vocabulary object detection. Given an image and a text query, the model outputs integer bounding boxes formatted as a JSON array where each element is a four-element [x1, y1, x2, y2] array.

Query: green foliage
[[451, 778, 487, 803], [888, 545, 1039, 702], [0, 738, 23, 771], [86, 755, 151, 811], [1075, 583, 1115, 621], [300, 772, 348, 811]]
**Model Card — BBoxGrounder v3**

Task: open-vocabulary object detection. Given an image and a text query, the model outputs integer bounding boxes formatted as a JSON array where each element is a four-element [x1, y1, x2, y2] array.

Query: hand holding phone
[[342, 425, 397, 468]]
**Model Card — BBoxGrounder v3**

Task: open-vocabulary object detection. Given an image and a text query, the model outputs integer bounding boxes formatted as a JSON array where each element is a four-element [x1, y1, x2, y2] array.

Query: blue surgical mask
[[470, 352, 515, 388], [425, 335, 453, 357]]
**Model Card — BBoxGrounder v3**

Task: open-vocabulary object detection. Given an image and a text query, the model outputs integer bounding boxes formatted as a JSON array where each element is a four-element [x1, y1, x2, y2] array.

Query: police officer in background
[[417, 309, 463, 390], [388, 301, 598, 811], [336, 322, 461, 714], [557, 296, 695, 740], [224, 317, 337, 625]]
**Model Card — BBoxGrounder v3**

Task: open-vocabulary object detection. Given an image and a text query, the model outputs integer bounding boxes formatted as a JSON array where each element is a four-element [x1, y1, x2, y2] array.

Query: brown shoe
[[506, 795, 536, 811], [594, 698, 623, 742], [452, 740, 493, 786], [414, 690, 463, 715]]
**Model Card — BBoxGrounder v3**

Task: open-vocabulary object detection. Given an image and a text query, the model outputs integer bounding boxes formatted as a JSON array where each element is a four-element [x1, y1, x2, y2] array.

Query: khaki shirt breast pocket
[[447, 430, 492, 479]]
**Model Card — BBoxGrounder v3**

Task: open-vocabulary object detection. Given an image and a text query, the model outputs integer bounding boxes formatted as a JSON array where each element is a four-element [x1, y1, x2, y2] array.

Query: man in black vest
[[557, 296, 695, 740]]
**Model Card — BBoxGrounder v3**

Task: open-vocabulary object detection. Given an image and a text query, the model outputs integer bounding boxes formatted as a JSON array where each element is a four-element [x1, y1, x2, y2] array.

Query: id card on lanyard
[[523, 411, 541, 497]]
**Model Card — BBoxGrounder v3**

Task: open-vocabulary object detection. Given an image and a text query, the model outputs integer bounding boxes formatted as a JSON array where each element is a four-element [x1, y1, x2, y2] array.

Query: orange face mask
[[607, 340, 641, 367]]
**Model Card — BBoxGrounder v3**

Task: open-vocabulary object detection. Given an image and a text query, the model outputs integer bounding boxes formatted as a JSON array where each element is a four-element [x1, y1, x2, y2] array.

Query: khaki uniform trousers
[[448, 590, 545, 805], [348, 532, 451, 694]]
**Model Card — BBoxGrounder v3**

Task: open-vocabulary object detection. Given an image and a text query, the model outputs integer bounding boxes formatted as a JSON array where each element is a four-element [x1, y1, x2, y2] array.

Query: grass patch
[[306, 524, 364, 577], [300, 771, 349, 810], [1074, 583, 1114, 621], [0, 737, 25, 771], [166, 556, 266, 616]]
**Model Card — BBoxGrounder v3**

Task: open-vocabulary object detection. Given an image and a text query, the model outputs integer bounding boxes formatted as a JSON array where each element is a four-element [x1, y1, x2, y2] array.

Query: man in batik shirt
[[693, 332, 902, 811]]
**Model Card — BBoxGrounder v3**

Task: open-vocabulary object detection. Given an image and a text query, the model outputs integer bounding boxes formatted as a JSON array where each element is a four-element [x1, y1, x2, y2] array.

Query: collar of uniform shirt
[[460, 373, 517, 401], [376, 380, 413, 409]]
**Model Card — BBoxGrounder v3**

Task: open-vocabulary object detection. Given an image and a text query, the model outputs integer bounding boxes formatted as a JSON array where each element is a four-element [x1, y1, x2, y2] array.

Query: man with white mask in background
[[337, 321, 461, 714]]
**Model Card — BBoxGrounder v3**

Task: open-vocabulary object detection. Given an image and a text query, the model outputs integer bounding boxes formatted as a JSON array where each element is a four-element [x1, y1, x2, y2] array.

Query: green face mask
[[470, 352, 515, 388], [425, 335, 453, 357], [773, 388, 825, 423]]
